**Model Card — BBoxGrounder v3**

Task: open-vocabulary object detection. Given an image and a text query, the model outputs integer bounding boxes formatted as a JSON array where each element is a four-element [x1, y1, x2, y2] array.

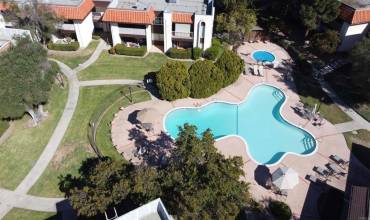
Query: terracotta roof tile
[[172, 12, 193, 24], [47, 0, 94, 20], [102, 7, 155, 25], [340, 4, 370, 24], [0, 2, 10, 11]]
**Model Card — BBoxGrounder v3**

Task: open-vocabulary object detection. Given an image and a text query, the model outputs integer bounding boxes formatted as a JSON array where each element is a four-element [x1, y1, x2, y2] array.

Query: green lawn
[[293, 71, 352, 124], [0, 82, 68, 190], [3, 208, 58, 220], [78, 51, 193, 80], [29, 86, 151, 197], [48, 40, 99, 69], [344, 129, 370, 169], [0, 120, 9, 137]]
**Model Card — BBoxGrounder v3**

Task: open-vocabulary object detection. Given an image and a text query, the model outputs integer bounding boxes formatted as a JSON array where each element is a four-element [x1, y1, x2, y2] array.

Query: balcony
[[93, 12, 104, 21], [56, 23, 75, 31], [172, 31, 193, 39], [118, 27, 146, 36]]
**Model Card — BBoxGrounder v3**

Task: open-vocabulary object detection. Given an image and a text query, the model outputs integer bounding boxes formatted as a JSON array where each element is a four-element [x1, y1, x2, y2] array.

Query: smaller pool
[[252, 50, 276, 62]]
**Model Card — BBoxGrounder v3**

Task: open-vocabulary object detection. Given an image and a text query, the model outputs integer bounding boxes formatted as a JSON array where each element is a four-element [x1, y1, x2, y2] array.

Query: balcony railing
[[153, 17, 163, 25], [56, 23, 75, 31], [92, 12, 104, 21], [172, 31, 193, 39], [118, 27, 146, 36]]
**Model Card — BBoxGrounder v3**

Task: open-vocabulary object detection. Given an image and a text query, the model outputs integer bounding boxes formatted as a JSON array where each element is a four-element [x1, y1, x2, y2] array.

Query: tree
[[0, 37, 58, 125], [299, 0, 341, 37], [349, 37, 370, 100], [156, 61, 190, 101], [160, 124, 250, 218], [216, 6, 257, 45], [188, 60, 224, 98], [216, 49, 244, 87], [311, 30, 340, 54], [61, 158, 161, 217], [2, 0, 60, 43]]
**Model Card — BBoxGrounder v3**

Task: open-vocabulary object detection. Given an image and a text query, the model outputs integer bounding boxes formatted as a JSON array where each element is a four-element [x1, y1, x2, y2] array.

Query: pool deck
[[111, 42, 367, 218]]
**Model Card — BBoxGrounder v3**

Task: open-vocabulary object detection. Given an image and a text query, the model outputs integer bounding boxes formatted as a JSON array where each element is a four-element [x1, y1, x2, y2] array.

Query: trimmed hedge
[[204, 45, 224, 61], [192, 47, 203, 60], [216, 50, 244, 87], [167, 48, 192, 59], [114, 44, 147, 56], [47, 41, 80, 51], [269, 201, 292, 220], [156, 61, 190, 101], [188, 60, 224, 98]]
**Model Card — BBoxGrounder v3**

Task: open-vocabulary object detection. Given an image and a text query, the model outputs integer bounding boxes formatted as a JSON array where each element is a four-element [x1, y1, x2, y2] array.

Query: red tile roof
[[47, 0, 94, 20], [102, 7, 155, 25], [340, 4, 370, 25], [172, 12, 193, 24], [0, 2, 10, 11]]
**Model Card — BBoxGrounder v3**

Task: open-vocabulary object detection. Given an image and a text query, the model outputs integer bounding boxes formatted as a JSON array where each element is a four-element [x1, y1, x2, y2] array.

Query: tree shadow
[[351, 143, 370, 169], [127, 110, 140, 125], [254, 165, 272, 189], [144, 71, 161, 99], [128, 127, 174, 167]]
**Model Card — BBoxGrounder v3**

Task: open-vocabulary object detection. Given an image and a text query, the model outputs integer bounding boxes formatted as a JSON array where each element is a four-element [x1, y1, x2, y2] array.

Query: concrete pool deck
[[111, 42, 354, 218]]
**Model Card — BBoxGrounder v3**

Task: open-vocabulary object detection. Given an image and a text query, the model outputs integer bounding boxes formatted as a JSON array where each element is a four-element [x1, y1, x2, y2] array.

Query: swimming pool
[[252, 50, 276, 62], [164, 84, 317, 165]]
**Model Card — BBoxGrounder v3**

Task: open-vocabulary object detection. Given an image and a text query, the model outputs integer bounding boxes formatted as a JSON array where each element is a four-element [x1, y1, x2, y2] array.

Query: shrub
[[269, 200, 292, 220], [156, 61, 190, 101], [216, 50, 244, 87], [92, 35, 100, 40], [167, 47, 192, 59], [192, 47, 203, 60], [212, 38, 222, 47], [47, 41, 79, 51], [204, 45, 224, 61], [114, 44, 147, 56], [188, 60, 224, 98], [311, 30, 340, 54]]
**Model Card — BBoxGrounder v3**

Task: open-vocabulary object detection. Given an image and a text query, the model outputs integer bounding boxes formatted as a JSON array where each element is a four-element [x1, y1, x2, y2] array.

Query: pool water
[[164, 84, 316, 165], [252, 50, 276, 62]]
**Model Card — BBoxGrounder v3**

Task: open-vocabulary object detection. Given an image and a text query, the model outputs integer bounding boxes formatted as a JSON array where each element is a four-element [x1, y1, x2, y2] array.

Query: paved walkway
[[0, 41, 144, 218], [320, 80, 370, 131]]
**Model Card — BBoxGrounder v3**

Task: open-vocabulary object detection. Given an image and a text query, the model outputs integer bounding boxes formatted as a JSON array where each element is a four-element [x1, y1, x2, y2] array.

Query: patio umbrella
[[136, 108, 160, 125], [271, 167, 299, 190]]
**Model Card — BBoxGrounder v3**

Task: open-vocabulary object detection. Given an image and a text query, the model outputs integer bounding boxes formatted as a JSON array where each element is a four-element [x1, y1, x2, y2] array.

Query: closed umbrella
[[271, 167, 299, 190]]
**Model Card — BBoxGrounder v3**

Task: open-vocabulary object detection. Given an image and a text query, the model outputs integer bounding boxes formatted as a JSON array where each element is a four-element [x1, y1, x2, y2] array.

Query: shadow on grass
[[351, 143, 370, 169]]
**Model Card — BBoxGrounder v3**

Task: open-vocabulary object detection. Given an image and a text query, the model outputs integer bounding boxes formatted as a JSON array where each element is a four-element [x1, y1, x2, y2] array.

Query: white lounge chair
[[253, 65, 258, 75], [258, 65, 264, 76]]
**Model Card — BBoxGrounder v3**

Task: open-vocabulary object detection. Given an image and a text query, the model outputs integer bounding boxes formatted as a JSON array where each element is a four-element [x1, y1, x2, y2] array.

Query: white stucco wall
[[163, 11, 172, 52], [146, 24, 152, 49], [338, 22, 370, 51], [0, 14, 5, 28], [193, 7, 215, 50], [73, 12, 94, 48], [110, 23, 121, 46]]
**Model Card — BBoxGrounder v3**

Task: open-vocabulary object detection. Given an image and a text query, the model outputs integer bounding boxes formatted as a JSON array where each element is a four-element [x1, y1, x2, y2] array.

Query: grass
[[325, 65, 370, 122], [0, 120, 9, 137], [0, 81, 68, 190], [48, 40, 99, 69], [3, 208, 59, 220], [344, 129, 370, 169], [293, 71, 352, 125], [78, 51, 193, 80], [29, 85, 151, 197]]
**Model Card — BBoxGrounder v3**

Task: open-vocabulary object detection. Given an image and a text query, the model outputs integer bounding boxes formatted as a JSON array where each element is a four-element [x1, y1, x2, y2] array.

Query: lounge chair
[[327, 163, 341, 173], [253, 65, 258, 75], [306, 174, 318, 183], [313, 166, 330, 176], [258, 65, 264, 76], [330, 155, 347, 166]]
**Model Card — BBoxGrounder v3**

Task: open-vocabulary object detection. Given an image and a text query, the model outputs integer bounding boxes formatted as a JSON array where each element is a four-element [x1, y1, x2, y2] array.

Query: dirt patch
[[51, 144, 76, 169]]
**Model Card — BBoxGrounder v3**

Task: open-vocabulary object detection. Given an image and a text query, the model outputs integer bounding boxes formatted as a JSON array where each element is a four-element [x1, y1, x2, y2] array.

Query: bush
[[188, 60, 224, 98], [269, 200, 292, 220], [204, 45, 224, 61], [192, 47, 203, 60], [212, 38, 222, 47], [92, 35, 100, 40], [216, 50, 244, 87], [167, 48, 192, 59], [47, 41, 79, 51], [156, 61, 190, 101], [311, 30, 340, 54], [114, 44, 147, 56]]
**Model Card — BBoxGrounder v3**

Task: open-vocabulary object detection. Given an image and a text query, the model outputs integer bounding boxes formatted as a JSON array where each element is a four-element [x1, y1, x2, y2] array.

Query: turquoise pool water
[[164, 84, 316, 165], [252, 50, 276, 62]]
